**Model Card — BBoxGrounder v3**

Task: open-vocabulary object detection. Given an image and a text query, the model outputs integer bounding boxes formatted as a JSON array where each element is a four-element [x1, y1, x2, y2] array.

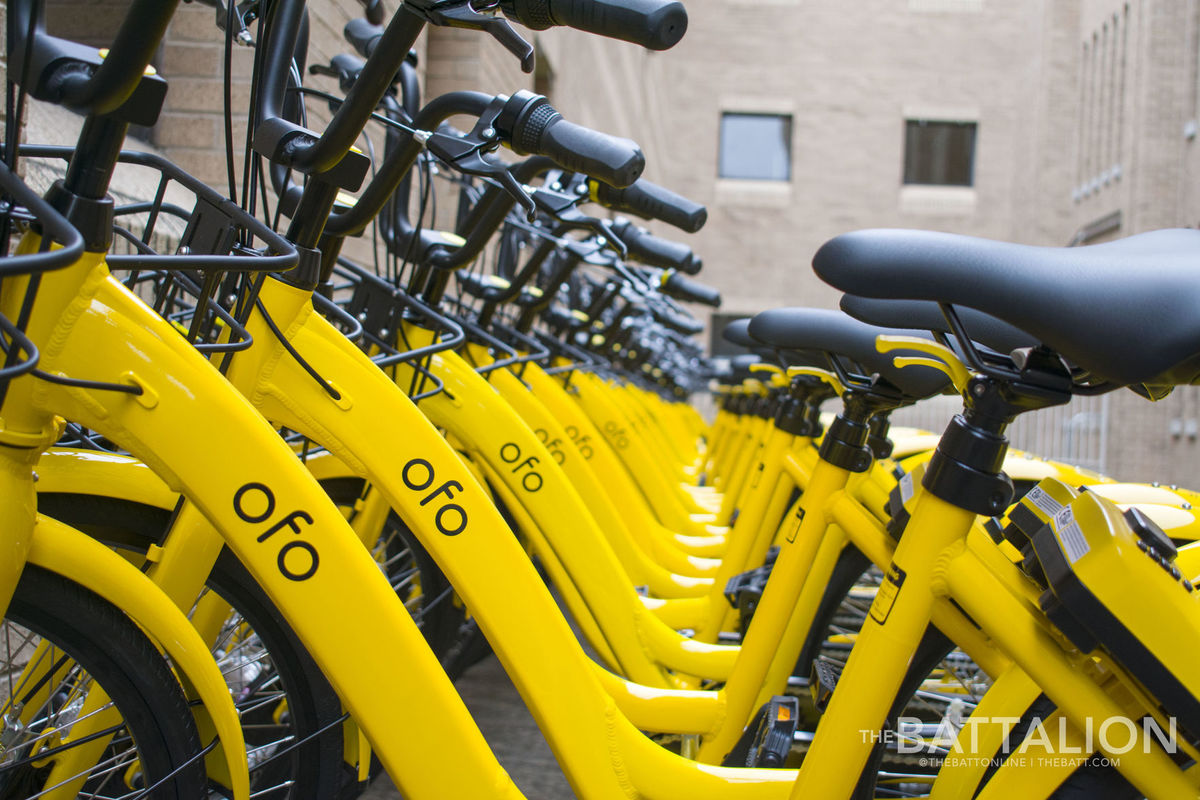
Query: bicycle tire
[[38, 492, 349, 800], [0, 564, 207, 799]]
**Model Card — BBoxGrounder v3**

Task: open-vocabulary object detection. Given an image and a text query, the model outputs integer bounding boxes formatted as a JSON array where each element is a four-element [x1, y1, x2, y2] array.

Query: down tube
[[525, 363, 727, 567], [230, 288, 796, 800], [400, 346, 740, 686], [32, 271, 525, 800]]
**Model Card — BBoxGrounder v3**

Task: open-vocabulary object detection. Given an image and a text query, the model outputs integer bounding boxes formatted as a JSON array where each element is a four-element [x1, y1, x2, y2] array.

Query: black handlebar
[[611, 219, 693, 270], [660, 271, 721, 307], [590, 178, 706, 232], [344, 17, 385, 57], [7, 0, 176, 118], [654, 307, 705, 336], [501, 0, 687, 51], [500, 92, 644, 188], [359, 0, 386, 24]]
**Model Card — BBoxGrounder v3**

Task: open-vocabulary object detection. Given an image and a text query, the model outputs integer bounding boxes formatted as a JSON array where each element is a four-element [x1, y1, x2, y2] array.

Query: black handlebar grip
[[501, 0, 687, 50], [359, 0, 385, 24], [344, 18, 384, 58], [508, 96, 644, 188], [660, 311, 705, 336], [661, 271, 721, 307], [612, 220, 692, 270], [591, 178, 706, 232]]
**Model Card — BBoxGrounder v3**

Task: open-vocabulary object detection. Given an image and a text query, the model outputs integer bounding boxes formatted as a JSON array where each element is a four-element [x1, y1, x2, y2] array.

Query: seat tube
[[696, 454, 854, 762], [792, 489, 976, 794]]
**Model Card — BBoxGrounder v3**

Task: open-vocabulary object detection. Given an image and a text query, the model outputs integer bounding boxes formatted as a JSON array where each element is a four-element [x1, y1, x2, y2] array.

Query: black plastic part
[[7, 0, 173, 122], [499, 92, 644, 187], [885, 481, 911, 541], [724, 562, 773, 633], [773, 397, 810, 437], [344, 17, 384, 56], [179, 196, 237, 257], [279, 245, 324, 292], [722, 696, 801, 768], [252, 118, 370, 189], [611, 219, 692, 269], [802, 401, 826, 439], [867, 414, 894, 460], [500, 0, 687, 50], [921, 414, 1014, 517], [1038, 587, 1098, 653], [44, 180, 114, 252], [661, 271, 721, 307], [1123, 507, 1177, 562], [818, 415, 873, 474], [1003, 501, 1043, 551], [590, 178, 706, 232], [810, 659, 841, 715]]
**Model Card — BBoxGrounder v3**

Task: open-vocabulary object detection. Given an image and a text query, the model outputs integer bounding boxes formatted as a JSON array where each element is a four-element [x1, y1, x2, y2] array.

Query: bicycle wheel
[[0, 564, 207, 799], [37, 493, 349, 800], [203, 549, 350, 800]]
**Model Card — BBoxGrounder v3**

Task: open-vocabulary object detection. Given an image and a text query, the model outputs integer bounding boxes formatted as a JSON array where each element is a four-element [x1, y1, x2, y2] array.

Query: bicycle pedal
[[721, 695, 801, 768], [723, 562, 774, 634], [809, 658, 841, 714]]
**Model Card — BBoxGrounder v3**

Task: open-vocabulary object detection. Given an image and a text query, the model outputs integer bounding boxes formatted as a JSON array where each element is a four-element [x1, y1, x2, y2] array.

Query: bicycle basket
[[17, 145, 297, 355]]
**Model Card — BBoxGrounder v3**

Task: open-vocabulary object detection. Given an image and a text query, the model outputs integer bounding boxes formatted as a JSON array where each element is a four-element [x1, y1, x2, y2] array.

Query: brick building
[[9, 0, 1200, 483]]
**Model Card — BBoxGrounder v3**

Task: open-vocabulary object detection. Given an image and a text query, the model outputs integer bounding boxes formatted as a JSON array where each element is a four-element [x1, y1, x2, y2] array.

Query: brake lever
[[405, 0, 535, 73], [527, 189, 628, 257], [574, 212, 627, 258], [424, 107, 538, 221], [565, 238, 610, 265], [308, 55, 366, 95]]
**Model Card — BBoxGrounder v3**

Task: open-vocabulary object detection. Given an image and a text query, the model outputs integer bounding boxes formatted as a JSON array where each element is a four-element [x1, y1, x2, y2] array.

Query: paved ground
[[359, 653, 576, 800]]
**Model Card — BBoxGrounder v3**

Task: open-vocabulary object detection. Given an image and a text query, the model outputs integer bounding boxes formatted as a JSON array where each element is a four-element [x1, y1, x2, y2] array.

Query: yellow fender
[[37, 447, 176, 507], [28, 515, 249, 800]]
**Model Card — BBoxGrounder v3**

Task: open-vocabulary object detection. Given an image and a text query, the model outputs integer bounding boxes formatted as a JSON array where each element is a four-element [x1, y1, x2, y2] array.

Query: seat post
[[923, 371, 1070, 517]]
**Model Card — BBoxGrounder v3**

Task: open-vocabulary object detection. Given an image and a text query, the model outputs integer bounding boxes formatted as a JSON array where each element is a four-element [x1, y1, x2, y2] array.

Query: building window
[[719, 113, 792, 181], [903, 119, 977, 186]]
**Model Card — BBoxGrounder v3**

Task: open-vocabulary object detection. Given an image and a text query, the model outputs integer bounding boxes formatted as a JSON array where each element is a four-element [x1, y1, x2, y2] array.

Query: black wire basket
[[328, 258, 465, 402], [13, 145, 296, 451], [18, 145, 297, 355]]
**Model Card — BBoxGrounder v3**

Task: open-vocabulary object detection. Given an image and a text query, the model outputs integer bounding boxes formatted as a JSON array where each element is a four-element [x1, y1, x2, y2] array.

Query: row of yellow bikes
[[1, 0, 1198, 797]]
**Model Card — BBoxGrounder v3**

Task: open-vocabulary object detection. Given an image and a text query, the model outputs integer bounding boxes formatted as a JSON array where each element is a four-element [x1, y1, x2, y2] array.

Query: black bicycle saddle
[[748, 307, 950, 400], [814, 228, 1200, 387]]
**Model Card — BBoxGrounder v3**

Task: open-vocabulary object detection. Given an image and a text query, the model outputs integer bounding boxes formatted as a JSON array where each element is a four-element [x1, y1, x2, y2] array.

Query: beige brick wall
[[548, 0, 1057, 322]]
